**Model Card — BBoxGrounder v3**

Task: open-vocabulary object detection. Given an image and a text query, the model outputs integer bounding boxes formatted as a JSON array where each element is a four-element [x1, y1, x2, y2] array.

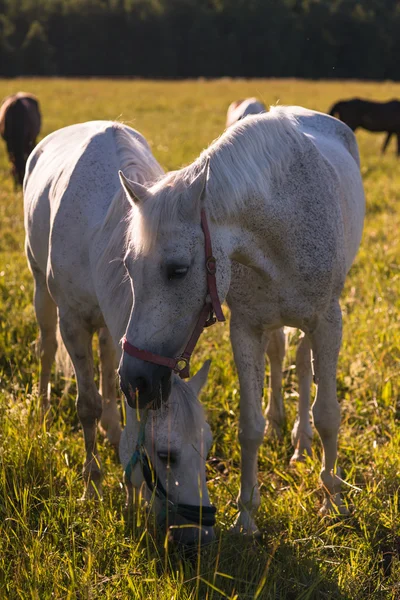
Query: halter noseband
[[125, 410, 217, 528], [122, 208, 225, 379]]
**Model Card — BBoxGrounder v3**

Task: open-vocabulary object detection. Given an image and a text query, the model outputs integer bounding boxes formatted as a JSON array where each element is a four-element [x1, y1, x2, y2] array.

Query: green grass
[[1, 78, 400, 598]]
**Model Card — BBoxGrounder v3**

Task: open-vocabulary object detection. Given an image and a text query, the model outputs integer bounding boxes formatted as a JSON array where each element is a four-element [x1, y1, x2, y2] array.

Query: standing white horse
[[226, 98, 266, 128], [226, 99, 301, 455], [24, 121, 216, 546], [118, 106, 365, 535]]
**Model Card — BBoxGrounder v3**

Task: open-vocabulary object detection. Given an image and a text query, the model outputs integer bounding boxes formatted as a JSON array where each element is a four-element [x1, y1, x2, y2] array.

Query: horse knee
[[239, 419, 265, 451], [77, 392, 102, 426], [312, 401, 340, 437]]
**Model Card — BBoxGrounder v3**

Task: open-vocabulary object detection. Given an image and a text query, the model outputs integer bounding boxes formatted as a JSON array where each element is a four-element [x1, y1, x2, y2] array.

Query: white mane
[[129, 106, 304, 253], [95, 124, 164, 337]]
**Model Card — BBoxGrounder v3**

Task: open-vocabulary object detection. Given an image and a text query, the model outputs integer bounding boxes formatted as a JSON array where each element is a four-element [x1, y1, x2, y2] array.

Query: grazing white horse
[[118, 106, 365, 535], [226, 97, 266, 128], [24, 121, 215, 546]]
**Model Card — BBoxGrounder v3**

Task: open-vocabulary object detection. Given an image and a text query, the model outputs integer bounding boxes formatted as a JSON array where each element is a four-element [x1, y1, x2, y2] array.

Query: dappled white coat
[[24, 121, 162, 345], [119, 106, 365, 534], [23, 121, 215, 546], [226, 97, 266, 128]]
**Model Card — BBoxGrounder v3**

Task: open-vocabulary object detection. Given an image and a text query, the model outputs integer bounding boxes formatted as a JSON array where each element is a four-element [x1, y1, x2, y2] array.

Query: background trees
[[0, 0, 398, 79]]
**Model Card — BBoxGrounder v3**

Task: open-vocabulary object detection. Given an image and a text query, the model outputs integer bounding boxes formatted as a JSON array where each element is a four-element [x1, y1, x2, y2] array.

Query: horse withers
[[226, 97, 266, 128], [118, 106, 365, 534], [329, 98, 400, 156], [0, 92, 41, 186], [23, 121, 215, 547]]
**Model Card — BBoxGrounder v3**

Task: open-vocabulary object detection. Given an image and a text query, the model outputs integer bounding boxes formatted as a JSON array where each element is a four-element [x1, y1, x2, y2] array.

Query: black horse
[[0, 92, 41, 186], [329, 98, 400, 156]]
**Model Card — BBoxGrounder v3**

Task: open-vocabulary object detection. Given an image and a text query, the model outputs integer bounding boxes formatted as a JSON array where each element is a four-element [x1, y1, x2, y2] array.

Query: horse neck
[[92, 193, 132, 350]]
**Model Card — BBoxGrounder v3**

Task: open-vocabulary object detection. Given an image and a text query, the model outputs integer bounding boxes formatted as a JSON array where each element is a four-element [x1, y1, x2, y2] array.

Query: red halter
[[122, 208, 225, 378]]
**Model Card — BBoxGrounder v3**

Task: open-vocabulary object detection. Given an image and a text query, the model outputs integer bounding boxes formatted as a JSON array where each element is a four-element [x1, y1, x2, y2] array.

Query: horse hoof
[[80, 474, 103, 501], [229, 513, 260, 537], [319, 501, 350, 517], [229, 524, 261, 538], [289, 448, 311, 465]]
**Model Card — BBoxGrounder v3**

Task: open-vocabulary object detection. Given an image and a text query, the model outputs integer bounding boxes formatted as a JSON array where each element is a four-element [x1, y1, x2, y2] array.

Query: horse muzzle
[[118, 353, 171, 409], [166, 516, 216, 549]]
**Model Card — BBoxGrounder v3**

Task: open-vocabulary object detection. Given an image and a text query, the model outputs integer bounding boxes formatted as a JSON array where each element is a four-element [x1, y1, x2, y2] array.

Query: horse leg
[[59, 314, 103, 498], [230, 315, 267, 535], [264, 328, 286, 439], [32, 267, 58, 418], [98, 326, 121, 449], [290, 334, 313, 463], [381, 132, 392, 154], [309, 301, 348, 515]]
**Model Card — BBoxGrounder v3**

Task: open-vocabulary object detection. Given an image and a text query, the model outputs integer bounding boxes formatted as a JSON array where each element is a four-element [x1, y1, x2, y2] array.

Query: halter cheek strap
[[122, 208, 225, 378]]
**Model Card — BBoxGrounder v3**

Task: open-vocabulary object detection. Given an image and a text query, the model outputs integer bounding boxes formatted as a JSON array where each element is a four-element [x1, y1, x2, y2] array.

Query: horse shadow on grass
[[123, 514, 348, 599]]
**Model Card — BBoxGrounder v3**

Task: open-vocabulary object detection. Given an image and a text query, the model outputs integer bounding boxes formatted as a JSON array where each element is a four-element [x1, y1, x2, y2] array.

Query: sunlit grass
[[1, 78, 400, 598]]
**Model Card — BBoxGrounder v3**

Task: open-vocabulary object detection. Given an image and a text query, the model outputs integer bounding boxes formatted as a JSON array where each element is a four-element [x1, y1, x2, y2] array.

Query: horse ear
[[119, 170, 149, 206], [187, 359, 211, 396], [187, 157, 209, 217]]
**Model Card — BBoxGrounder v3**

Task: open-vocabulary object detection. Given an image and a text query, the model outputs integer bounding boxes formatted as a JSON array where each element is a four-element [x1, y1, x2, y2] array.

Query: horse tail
[[329, 102, 342, 118], [55, 322, 74, 397]]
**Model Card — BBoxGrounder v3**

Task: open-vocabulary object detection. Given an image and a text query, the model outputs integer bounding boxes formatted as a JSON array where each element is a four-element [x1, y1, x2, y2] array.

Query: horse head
[[118, 158, 231, 409], [119, 361, 216, 547]]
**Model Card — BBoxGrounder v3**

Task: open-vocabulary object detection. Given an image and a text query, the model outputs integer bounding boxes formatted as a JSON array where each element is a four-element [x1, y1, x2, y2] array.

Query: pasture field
[[0, 78, 400, 599]]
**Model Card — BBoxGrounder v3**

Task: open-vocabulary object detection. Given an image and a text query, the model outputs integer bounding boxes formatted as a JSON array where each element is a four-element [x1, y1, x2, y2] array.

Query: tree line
[[0, 0, 399, 79]]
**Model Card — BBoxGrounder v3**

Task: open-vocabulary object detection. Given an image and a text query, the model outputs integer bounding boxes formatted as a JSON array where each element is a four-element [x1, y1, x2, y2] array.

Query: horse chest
[[227, 262, 318, 330]]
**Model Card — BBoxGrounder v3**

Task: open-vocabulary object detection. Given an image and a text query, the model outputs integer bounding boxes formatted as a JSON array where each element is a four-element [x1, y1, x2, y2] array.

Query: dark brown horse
[[0, 92, 41, 186], [329, 98, 400, 156]]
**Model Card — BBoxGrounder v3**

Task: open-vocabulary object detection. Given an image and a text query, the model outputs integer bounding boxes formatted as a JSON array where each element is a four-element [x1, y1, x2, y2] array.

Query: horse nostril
[[135, 376, 148, 394]]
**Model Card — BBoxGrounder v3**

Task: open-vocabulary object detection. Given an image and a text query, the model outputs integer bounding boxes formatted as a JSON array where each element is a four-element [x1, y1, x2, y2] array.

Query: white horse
[[118, 106, 365, 535], [24, 121, 215, 546], [226, 98, 266, 128], [226, 99, 302, 454]]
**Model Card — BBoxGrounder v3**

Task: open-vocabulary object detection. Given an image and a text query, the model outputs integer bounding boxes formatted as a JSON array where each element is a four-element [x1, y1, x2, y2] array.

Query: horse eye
[[157, 451, 178, 465], [167, 265, 189, 280]]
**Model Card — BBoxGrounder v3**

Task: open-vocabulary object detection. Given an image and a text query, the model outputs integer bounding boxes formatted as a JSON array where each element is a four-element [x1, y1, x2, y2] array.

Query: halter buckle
[[206, 256, 217, 275], [174, 356, 189, 374], [205, 311, 216, 327]]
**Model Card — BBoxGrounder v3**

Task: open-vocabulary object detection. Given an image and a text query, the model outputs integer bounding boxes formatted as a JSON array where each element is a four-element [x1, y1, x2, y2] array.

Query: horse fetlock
[[237, 485, 261, 513], [99, 400, 122, 447], [291, 417, 313, 449], [229, 509, 260, 537], [290, 424, 313, 463], [319, 492, 349, 517], [264, 417, 283, 440], [320, 468, 343, 494], [105, 423, 122, 448], [290, 444, 312, 465], [265, 397, 285, 425], [82, 458, 103, 499], [39, 399, 54, 427]]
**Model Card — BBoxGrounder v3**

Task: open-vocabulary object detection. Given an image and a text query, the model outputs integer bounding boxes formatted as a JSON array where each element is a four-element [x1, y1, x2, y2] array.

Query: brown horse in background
[[329, 98, 400, 156], [0, 92, 41, 186]]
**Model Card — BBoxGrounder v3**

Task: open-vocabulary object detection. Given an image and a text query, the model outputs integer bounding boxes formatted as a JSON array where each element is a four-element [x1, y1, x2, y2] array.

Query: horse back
[[287, 106, 361, 167]]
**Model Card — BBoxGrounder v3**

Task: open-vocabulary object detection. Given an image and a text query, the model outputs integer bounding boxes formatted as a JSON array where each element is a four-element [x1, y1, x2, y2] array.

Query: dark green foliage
[[1, 0, 400, 78]]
